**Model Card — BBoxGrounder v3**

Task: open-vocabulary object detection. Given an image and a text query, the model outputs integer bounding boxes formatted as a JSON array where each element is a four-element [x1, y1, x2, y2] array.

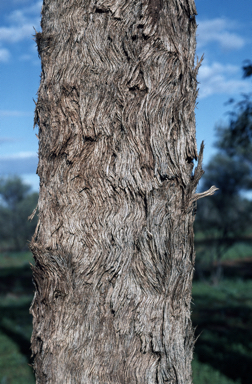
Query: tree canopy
[[0, 176, 38, 251], [216, 59, 252, 164], [195, 60, 252, 281]]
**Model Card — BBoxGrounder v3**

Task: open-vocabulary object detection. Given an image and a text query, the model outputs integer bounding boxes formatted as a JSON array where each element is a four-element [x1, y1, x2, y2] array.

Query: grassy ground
[[0, 251, 252, 383], [192, 280, 252, 384], [0, 251, 34, 384], [223, 243, 252, 260]]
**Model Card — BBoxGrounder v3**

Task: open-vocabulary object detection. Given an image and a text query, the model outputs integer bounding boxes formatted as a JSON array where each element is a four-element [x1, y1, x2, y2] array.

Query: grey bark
[[30, 1, 216, 383]]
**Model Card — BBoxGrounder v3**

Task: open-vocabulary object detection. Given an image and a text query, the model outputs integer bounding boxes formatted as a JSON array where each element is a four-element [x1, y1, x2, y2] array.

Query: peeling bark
[[30, 1, 209, 383]]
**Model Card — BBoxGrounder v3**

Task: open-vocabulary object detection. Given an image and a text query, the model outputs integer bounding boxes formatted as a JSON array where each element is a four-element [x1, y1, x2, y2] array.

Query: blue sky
[[0, 0, 251, 191]]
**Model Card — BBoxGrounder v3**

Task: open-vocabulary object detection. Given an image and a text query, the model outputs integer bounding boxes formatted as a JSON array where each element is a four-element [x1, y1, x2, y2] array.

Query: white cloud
[[0, 26, 33, 43], [7, 2, 42, 23], [0, 151, 37, 159], [0, 110, 33, 117], [0, 22, 38, 44], [0, 137, 17, 145], [198, 61, 251, 99], [199, 62, 238, 80], [0, 152, 38, 175], [0, 1, 42, 62], [19, 53, 33, 61], [197, 18, 245, 50], [0, 48, 10, 62], [0, 1, 42, 48], [24, 1, 42, 15], [13, 0, 31, 4]]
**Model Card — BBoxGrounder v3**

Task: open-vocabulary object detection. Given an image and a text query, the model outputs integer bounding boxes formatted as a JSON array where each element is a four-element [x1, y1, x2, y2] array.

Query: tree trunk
[[30, 1, 211, 383]]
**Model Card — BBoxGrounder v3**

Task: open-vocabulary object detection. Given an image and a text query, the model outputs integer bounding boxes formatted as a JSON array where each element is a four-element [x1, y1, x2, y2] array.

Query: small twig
[[189, 185, 218, 205], [28, 204, 38, 221]]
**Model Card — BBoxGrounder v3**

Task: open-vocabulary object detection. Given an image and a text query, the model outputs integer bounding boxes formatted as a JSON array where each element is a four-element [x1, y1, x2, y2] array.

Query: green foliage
[[0, 177, 38, 251]]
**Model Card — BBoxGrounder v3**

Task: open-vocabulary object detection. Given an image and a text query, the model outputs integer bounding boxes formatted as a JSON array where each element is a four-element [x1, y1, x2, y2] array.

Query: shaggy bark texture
[[30, 1, 215, 383]]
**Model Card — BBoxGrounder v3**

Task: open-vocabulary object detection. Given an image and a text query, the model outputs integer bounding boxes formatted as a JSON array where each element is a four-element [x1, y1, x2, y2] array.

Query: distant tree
[[216, 60, 252, 165], [0, 176, 31, 208], [195, 60, 252, 283], [243, 60, 252, 79], [216, 96, 252, 165], [0, 176, 38, 251], [195, 154, 252, 282]]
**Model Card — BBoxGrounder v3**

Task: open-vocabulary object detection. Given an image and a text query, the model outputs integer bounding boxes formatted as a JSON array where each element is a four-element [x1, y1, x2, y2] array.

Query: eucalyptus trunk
[[30, 1, 215, 383]]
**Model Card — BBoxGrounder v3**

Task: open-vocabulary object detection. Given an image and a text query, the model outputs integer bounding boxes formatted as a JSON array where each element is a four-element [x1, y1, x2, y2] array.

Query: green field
[[0, 251, 251, 383], [192, 279, 252, 384], [0, 252, 34, 384]]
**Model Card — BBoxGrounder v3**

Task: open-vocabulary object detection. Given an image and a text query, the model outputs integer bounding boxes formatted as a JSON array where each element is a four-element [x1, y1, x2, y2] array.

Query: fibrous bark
[[30, 1, 214, 383]]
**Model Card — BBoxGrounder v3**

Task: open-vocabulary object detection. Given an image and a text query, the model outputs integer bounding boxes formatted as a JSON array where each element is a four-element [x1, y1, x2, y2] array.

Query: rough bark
[[30, 1, 215, 383]]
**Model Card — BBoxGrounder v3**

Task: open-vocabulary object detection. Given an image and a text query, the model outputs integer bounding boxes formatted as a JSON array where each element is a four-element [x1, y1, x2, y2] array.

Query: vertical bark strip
[[31, 0, 204, 383]]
